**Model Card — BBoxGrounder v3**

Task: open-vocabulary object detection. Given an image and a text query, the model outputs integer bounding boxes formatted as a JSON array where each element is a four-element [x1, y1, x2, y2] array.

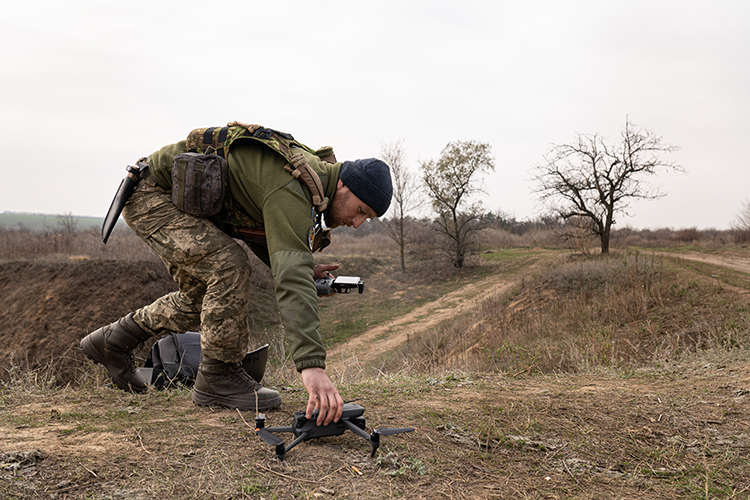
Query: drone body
[[255, 403, 414, 460]]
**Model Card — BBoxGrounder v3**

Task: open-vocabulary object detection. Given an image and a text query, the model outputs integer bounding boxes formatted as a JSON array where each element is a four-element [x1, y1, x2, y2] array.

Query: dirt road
[[327, 274, 517, 371], [4, 249, 750, 499], [327, 253, 558, 373]]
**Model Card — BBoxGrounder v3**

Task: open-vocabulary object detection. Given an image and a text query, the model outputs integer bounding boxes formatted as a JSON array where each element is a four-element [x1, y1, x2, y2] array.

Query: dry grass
[[0, 226, 159, 263], [3, 355, 750, 500], [611, 226, 740, 249], [392, 251, 750, 378]]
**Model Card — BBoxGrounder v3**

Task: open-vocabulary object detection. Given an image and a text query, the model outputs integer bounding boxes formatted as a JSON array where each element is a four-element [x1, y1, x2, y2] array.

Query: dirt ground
[[2, 358, 750, 499], [0, 260, 177, 384], [2, 252, 750, 498], [0, 258, 277, 386]]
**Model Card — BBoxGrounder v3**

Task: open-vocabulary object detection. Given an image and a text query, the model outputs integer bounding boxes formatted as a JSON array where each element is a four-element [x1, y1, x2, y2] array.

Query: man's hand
[[313, 264, 339, 280], [300, 367, 343, 426]]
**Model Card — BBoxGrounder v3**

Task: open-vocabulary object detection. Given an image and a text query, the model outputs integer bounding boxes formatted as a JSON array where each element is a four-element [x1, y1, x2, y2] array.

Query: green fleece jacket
[[147, 138, 340, 372]]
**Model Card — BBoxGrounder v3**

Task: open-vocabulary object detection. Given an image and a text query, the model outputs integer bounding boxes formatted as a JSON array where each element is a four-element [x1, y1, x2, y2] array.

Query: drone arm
[[342, 419, 371, 441], [284, 431, 309, 456], [264, 425, 295, 434], [342, 419, 381, 457]]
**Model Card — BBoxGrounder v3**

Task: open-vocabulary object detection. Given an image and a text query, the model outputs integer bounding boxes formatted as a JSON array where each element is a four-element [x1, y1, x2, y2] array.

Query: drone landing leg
[[282, 431, 309, 459], [342, 419, 380, 457], [369, 433, 380, 457]]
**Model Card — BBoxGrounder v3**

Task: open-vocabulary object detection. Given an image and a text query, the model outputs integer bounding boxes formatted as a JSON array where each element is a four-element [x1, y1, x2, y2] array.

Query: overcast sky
[[2, 0, 748, 229]]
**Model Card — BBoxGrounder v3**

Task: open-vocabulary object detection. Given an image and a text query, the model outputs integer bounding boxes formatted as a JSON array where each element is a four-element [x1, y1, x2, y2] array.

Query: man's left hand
[[300, 367, 343, 426]]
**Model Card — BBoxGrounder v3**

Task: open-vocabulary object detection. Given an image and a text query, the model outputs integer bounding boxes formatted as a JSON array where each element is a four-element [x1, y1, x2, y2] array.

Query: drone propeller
[[374, 427, 416, 436], [255, 413, 285, 447], [368, 426, 416, 457], [256, 427, 284, 446]]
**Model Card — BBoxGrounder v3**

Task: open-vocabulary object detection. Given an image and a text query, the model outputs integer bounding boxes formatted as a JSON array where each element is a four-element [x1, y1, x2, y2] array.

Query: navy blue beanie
[[339, 158, 393, 217]]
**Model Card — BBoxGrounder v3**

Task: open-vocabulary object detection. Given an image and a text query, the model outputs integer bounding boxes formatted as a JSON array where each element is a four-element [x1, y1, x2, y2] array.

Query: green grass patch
[[480, 247, 551, 262]]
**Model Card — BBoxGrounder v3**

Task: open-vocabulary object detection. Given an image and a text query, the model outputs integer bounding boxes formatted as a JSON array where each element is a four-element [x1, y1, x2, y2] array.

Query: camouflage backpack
[[182, 121, 335, 250]]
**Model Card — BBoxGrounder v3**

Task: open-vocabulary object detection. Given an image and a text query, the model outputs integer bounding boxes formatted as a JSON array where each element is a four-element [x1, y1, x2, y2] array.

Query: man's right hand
[[313, 264, 339, 280]]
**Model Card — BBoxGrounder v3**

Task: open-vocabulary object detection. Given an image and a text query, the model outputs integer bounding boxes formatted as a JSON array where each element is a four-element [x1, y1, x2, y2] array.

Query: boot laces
[[228, 363, 262, 390], [109, 342, 145, 375]]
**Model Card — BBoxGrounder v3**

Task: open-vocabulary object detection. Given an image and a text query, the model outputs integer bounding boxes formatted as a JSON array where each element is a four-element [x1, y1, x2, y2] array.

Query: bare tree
[[56, 211, 79, 233], [733, 198, 750, 230], [534, 118, 682, 254], [421, 140, 495, 268], [731, 198, 750, 244], [380, 139, 421, 272]]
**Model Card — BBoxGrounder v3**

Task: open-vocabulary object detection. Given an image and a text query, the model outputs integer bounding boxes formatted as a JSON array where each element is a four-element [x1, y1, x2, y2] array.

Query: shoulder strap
[[186, 122, 330, 213], [157, 335, 181, 380], [284, 153, 329, 212]]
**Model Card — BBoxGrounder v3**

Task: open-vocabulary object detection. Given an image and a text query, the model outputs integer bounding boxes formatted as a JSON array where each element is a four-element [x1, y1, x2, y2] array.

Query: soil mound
[[0, 260, 177, 384]]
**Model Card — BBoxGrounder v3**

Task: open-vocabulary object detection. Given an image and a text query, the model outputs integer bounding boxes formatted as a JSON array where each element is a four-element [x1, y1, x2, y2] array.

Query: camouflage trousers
[[122, 172, 252, 363]]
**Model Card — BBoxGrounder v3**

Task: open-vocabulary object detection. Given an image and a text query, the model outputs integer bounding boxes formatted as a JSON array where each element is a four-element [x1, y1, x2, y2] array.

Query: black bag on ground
[[139, 332, 270, 389], [143, 332, 202, 388]]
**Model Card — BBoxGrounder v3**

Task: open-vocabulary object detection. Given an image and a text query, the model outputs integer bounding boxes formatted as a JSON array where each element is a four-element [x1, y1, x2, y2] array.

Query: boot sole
[[80, 336, 149, 394], [192, 388, 282, 411]]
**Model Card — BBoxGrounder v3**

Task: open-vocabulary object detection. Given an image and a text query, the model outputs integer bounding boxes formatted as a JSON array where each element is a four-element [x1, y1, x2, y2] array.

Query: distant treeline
[[337, 212, 745, 249], [0, 212, 124, 232], [2, 210, 746, 252]]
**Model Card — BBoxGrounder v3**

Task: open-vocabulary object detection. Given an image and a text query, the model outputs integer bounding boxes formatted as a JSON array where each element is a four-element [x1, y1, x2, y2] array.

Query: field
[[1, 226, 750, 499]]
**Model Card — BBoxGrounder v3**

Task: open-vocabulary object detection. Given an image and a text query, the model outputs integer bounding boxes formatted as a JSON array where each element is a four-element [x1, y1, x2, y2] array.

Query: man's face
[[326, 179, 378, 229]]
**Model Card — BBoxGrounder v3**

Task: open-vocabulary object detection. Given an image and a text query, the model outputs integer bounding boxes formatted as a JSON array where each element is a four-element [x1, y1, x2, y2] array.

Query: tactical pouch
[[171, 152, 226, 217]]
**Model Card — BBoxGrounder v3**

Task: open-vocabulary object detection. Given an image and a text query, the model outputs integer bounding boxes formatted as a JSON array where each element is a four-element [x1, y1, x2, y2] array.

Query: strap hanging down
[[284, 153, 329, 213]]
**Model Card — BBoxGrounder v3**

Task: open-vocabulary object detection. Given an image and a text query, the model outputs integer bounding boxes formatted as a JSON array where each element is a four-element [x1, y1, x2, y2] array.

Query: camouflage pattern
[[122, 178, 252, 363], [186, 123, 329, 219], [209, 196, 264, 239], [171, 153, 227, 218], [185, 122, 317, 163]]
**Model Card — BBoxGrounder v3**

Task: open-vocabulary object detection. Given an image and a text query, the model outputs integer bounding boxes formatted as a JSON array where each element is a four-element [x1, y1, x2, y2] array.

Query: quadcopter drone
[[254, 403, 415, 460]]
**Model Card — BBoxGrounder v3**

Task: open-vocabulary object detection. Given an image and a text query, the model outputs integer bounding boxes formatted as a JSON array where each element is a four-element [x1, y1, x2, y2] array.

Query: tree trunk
[[399, 220, 406, 272], [600, 228, 611, 254]]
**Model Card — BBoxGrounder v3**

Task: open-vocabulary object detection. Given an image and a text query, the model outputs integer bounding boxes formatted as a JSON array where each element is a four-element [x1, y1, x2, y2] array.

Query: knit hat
[[339, 158, 393, 217]]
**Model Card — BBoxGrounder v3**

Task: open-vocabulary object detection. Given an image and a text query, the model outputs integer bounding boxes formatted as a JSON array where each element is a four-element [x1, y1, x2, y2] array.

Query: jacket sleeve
[[263, 183, 327, 372], [270, 250, 326, 371]]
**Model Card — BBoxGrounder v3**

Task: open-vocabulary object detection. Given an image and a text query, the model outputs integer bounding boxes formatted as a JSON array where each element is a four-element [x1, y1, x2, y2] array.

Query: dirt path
[[327, 255, 554, 372], [5, 250, 750, 499], [328, 275, 516, 371]]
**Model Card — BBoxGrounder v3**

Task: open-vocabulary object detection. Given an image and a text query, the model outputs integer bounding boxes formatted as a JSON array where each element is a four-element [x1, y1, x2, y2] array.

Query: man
[[80, 123, 392, 426]]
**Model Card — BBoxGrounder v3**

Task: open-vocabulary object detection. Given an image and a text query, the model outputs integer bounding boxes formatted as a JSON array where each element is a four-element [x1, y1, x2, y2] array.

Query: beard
[[324, 192, 346, 228]]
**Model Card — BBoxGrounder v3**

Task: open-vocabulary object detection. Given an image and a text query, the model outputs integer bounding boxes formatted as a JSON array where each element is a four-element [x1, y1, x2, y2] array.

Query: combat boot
[[192, 356, 282, 411], [80, 313, 151, 393]]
